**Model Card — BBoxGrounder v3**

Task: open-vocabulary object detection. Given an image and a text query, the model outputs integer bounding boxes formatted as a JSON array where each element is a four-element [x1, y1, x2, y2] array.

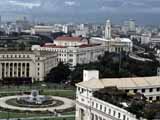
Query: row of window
[[92, 101, 130, 120], [58, 54, 73, 57], [2, 63, 30, 66], [125, 87, 160, 94], [1, 54, 30, 58]]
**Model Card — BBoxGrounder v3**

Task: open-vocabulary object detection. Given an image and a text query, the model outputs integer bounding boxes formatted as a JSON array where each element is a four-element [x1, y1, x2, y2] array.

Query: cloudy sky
[[0, 0, 160, 24]]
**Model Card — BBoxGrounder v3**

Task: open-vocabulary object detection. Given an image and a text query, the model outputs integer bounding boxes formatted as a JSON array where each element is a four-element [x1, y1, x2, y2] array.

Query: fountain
[[17, 90, 50, 105]]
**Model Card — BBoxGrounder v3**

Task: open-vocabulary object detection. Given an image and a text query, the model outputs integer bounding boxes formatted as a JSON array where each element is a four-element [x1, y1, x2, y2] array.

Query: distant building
[[0, 51, 57, 82], [32, 36, 105, 67], [54, 36, 88, 47], [91, 36, 133, 53], [31, 25, 55, 35], [122, 19, 136, 34], [104, 20, 111, 40]]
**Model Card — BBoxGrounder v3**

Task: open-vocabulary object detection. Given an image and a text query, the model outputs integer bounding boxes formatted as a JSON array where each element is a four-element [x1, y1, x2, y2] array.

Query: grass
[[0, 83, 76, 119], [0, 111, 75, 119], [31, 117, 75, 120]]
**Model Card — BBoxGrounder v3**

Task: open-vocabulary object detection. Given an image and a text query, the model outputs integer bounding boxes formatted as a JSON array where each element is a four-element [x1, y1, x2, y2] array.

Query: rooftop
[[42, 44, 101, 48], [77, 76, 160, 90], [55, 36, 83, 42]]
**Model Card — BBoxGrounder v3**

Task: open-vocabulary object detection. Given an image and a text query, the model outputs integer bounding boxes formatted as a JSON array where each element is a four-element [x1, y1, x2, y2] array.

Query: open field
[[0, 83, 76, 119]]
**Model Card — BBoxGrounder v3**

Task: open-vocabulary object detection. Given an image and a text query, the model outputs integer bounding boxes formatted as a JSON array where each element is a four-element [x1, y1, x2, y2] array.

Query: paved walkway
[[0, 96, 75, 112], [0, 114, 75, 120]]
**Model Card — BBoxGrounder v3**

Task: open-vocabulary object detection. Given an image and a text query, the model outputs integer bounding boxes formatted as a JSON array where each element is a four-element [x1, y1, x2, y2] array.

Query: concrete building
[[104, 20, 111, 40], [0, 51, 57, 82], [91, 37, 133, 53], [54, 36, 88, 47], [76, 70, 160, 120], [31, 25, 55, 35], [32, 44, 105, 67]]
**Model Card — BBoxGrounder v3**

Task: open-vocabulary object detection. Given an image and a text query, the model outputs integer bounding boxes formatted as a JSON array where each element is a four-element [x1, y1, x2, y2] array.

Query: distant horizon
[[0, 0, 160, 26], [1, 15, 160, 26]]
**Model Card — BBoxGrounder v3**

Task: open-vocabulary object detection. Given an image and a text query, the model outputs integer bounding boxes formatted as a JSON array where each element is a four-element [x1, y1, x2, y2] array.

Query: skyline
[[0, 0, 160, 25]]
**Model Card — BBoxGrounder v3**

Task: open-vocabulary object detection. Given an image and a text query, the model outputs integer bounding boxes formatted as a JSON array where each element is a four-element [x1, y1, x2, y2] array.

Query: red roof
[[55, 36, 82, 41], [43, 45, 66, 48], [79, 44, 101, 48]]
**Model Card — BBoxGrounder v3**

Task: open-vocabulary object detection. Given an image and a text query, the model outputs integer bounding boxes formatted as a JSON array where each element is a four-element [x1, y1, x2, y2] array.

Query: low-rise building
[[0, 51, 57, 82], [32, 44, 105, 67], [90, 37, 133, 53]]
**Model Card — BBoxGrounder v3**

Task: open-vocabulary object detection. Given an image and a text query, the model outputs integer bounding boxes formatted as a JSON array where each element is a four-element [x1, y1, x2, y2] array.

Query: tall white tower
[[105, 19, 111, 40]]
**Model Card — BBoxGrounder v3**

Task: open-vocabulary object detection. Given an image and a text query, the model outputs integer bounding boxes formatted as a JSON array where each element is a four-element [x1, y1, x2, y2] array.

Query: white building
[[0, 51, 57, 82], [76, 70, 160, 120], [32, 44, 105, 67], [104, 20, 111, 40], [91, 37, 133, 53], [54, 36, 88, 47], [31, 25, 55, 35]]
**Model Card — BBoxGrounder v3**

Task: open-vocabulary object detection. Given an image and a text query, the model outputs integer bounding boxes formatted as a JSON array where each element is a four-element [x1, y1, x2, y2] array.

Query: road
[[129, 45, 153, 62]]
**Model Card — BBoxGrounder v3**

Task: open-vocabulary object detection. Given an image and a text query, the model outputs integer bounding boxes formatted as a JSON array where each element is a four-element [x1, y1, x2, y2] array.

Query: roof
[[76, 76, 160, 90], [55, 36, 83, 42], [43, 45, 67, 48], [91, 37, 132, 43]]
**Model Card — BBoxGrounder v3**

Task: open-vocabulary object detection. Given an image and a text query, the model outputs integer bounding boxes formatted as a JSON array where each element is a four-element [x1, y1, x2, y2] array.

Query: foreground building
[[0, 51, 57, 82], [76, 70, 160, 120]]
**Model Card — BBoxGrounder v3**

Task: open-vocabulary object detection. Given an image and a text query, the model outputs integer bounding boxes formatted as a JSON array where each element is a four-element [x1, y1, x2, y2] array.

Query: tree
[[45, 62, 71, 83]]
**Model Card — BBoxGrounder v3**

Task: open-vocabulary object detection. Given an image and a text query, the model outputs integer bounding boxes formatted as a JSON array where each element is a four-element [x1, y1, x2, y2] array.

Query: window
[[125, 90, 129, 93], [157, 88, 160, 92], [149, 97, 153, 101], [104, 107, 106, 112], [134, 89, 137, 93], [142, 89, 145, 93], [100, 105, 102, 110], [108, 109, 111, 115], [118, 113, 121, 118], [123, 115, 126, 120], [156, 96, 160, 101], [113, 111, 116, 116], [96, 103, 98, 108], [92, 102, 94, 107], [149, 88, 153, 92]]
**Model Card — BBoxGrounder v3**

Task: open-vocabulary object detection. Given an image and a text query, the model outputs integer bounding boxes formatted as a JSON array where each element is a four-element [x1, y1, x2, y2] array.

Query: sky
[[0, 0, 160, 24]]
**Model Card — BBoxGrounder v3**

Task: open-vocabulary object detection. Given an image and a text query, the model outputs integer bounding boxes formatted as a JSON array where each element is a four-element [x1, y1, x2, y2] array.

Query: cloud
[[8, 0, 41, 9], [64, 1, 76, 6]]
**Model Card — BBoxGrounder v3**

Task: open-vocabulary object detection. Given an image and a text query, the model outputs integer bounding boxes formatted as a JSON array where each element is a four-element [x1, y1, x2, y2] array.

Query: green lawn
[[0, 111, 75, 119], [31, 117, 75, 120], [0, 83, 76, 119]]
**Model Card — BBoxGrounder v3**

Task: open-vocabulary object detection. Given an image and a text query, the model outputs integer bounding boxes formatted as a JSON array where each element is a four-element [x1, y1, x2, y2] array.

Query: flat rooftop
[[77, 76, 160, 90]]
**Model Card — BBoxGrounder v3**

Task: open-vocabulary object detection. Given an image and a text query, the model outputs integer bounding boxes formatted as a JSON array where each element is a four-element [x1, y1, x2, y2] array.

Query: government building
[[32, 36, 106, 67], [0, 51, 57, 82], [32, 20, 133, 67], [76, 70, 160, 120]]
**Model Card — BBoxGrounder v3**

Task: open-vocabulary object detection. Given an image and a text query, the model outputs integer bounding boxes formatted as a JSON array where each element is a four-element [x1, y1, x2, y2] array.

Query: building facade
[[76, 70, 160, 120], [32, 44, 105, 67], [0, 51, 57, 82]]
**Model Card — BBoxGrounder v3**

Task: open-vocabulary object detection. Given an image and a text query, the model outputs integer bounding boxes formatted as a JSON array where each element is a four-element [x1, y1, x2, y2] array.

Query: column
[[21, 63, 23, 77], [8, 62, 10, 77], [16, 63, 18, 77], [24, 63, 27, 77], [13, 63, 15, 77], [4, 63, 6, 77]]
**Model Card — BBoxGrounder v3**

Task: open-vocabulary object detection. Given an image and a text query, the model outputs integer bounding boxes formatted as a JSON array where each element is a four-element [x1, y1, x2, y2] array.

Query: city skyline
[[0, 0, 160, 25]]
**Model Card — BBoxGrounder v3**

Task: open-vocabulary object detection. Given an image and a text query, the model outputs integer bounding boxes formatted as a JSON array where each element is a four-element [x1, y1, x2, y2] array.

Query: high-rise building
[[123, 19, 136, 33], [104, 20, 111, 40]]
